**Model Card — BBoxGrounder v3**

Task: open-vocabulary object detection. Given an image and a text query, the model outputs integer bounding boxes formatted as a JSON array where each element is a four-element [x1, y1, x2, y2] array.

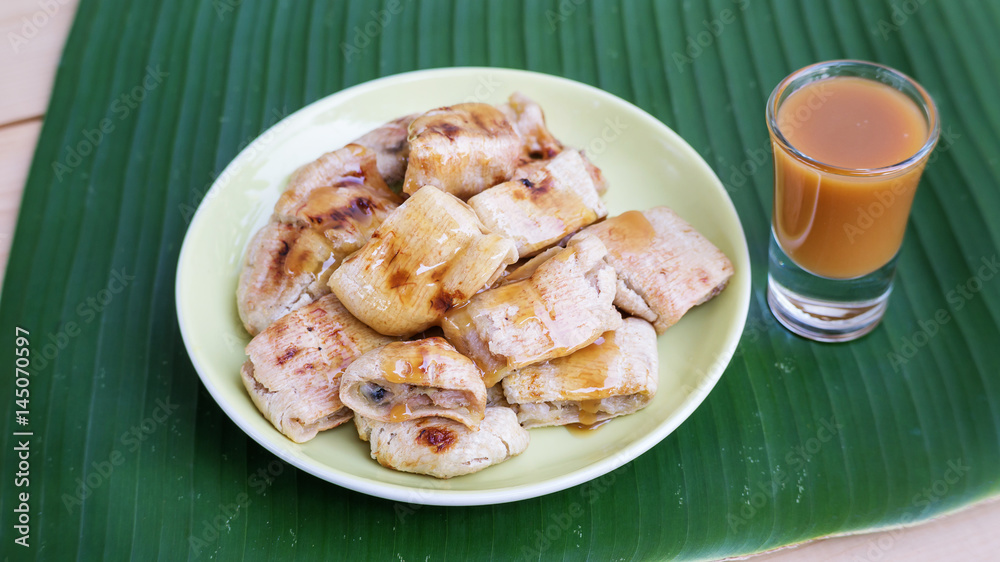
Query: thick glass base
[[767, 231, 895, 342], [767, 276, 890, 342]]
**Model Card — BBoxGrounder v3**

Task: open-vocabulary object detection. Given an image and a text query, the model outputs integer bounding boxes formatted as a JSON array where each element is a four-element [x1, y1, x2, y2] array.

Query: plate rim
[[176, 66, 751, 506]]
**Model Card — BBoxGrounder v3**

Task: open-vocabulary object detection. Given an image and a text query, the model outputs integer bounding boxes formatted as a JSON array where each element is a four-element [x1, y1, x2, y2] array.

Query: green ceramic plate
[[176, 67, 751, 506]]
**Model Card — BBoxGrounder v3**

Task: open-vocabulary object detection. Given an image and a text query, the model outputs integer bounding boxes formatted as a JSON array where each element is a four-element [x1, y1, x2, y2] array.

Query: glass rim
[[766, 59, 941, 177]]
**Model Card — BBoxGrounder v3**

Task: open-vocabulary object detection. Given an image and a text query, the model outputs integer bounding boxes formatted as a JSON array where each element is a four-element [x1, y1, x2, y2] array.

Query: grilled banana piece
[[241, 294, 395, 443], [340, 338, 487, 429], [468, 150, 606, 257], [403, 103, 521, 200], [442, 235, 621, 387], [498, 91, 564, 160], [329, 185, 518, 337], [502, 318, 658, 428], [355, 407, 529, 479], [573, 207, 734, 333], [351, 114, 418, 187], [237, 144, 401, 335]]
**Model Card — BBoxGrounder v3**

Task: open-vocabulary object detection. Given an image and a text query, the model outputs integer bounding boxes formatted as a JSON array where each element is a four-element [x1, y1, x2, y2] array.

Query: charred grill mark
[[387, 248, 402, 268], [429, 289, 464, 313], [313, 197, 378, 230], [273, 237, 294, 280], [388, 269, 413, 290], [430, 292, 454, 313], [430, 122, 461, 141], [277, 347, 299, 365], [416, 426, 457, 453], [518, 175, 554, 200], [532, 176, 554, 195], [430, 267, 447, 283], [469, 111, 489, 132]]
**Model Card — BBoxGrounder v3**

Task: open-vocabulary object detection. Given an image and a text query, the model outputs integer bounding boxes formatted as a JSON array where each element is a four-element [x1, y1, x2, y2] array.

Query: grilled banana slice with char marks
[[403, 103, 521, 200], [502, 318, 658, 429], [241, 294, 395, 443], [237, 144, 401, 335], [572, 207, 734, 333], [498, 91, 564, 161], [442, 235, 621, 388], [354, 407, 529, 479], [469, 150, 606, 258], [329, 185, 518, 337], [350, 114, 418, 187], [340, 337, 487, 429]]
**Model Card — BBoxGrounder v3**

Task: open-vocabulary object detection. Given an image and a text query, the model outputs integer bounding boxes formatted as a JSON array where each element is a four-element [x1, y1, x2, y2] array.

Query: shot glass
[[766, 60, 940, 342]]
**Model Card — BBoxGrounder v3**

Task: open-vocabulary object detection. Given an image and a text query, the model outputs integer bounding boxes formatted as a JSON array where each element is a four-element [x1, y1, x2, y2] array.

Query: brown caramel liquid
[[773, 77, 930, 279]]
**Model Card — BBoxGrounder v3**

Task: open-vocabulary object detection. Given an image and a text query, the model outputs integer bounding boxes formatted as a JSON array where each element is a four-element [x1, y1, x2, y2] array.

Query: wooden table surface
[[1, 0, 996, 559]]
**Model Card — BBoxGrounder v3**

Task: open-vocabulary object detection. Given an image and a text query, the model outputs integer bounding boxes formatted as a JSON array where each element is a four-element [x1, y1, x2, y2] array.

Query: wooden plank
[[0, 0, 79, 126], [754, 498, 1000, 560], [0, 119, 39, 288]]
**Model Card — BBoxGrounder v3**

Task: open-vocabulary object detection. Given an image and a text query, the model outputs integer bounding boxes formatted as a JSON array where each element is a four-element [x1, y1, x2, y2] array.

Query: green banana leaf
[[2, 0, 998, 559]]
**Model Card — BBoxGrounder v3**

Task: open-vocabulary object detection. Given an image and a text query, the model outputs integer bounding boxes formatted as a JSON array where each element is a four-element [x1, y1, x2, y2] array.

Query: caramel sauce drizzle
[[605, 210, 657, 253], [566, 419, 612, 435], [389, 402, 413, 423], [378, 340, 443, 385], [284, 230, 336, 277], [281, 157, 392, 278]]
